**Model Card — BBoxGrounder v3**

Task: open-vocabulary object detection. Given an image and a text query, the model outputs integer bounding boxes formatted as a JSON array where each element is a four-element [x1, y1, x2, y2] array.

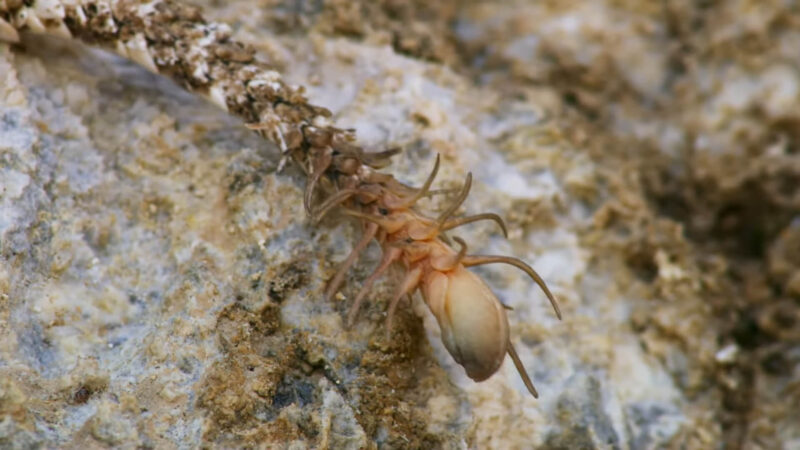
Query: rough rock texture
[[1, 0, 800, 449]]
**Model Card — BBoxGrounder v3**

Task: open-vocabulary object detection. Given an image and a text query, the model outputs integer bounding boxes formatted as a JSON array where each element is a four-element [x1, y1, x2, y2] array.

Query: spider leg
[[441, 213, 508, 238], [324, 222, 379, 301], [385, 267, 423, 339], [340, 207, 406, 233], [390, 154, 440, 209], [508, 342, 538, 398], [461, 255, 562, 320], [313, 189, 378, 223], [304, 147, 333, 214], [437, 172, 472, 224], [346, 247, 402, 327]]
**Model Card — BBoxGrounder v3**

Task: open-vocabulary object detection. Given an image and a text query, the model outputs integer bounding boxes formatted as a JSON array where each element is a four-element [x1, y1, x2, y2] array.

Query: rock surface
[[1, 0, 800, 448]]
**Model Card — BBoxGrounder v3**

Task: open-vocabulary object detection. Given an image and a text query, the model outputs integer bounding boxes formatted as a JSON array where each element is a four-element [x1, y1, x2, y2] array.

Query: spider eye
[[378, 207, 389, 215]]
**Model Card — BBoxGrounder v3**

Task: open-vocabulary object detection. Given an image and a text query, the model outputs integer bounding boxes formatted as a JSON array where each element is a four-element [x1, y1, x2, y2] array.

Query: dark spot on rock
[[761, 351, 789, 375], [73, 386, 92, 404], [267, 261, 306, 303], [271, 374, 315, 409], [626, 247, 658, 283], [258, 303, 281, 336], [732, 315, 764, 349], [178, 357, 196, 374], [228, 172, 262, 194]]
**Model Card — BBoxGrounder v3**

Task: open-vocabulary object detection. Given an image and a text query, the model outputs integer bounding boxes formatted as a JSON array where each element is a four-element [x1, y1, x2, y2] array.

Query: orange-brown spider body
[[313, 154, 561, 398]]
